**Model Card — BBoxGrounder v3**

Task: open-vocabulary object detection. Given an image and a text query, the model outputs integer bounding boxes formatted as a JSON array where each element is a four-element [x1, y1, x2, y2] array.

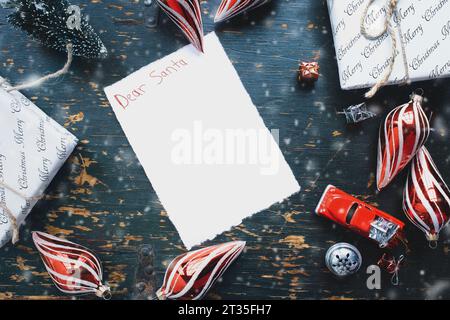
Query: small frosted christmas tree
[[7, 0, 107, 59]]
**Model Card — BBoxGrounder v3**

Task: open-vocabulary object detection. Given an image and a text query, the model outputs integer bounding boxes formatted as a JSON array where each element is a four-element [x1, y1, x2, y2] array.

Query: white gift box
[[0, 77, 78, 248], [327, 0, 450, 90]]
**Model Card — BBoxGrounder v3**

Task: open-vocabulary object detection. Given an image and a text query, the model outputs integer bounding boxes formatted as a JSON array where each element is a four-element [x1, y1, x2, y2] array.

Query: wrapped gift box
[[327, 0, 450, 90], [0, 77, 78, 248]]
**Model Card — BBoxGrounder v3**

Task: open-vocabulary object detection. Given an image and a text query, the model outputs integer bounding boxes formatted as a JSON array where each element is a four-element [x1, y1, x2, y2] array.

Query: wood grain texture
[[1, 0, 450, 300]]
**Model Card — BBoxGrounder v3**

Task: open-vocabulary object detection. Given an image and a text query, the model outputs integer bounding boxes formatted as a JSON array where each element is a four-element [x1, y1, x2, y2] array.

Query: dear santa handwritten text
[[113, 58, 188, 109]]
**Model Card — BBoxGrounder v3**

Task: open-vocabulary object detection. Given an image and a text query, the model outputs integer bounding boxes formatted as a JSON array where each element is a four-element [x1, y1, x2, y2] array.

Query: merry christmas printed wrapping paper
[[0, 78, 78, 248], [327, 0, 450, 90], [104, 32, 300, 250]]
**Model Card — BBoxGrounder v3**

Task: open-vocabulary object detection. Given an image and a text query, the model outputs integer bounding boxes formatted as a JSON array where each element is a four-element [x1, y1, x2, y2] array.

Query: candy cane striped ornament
[[377, 93, 430, 190], [157, 241, 245, 300], [403, 147, 450, 246], [32, 231, 111, 299], [157, 0, 204, 52], [214, 0, 271, 23]]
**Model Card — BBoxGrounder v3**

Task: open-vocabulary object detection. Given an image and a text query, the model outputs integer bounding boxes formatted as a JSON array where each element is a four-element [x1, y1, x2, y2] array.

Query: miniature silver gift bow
[[0, 181, 43, 244], [360, 0, 410, 98], [0, 44, 73, 92]]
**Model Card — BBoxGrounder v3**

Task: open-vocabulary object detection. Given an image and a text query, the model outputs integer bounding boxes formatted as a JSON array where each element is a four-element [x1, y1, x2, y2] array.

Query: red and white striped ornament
[[377, 93, 430, 190], [32, 231, 111, 299], [214, 0, 271, 23], [157, 0, 204, 52], [157, 241, 245, 300], [403, 147, 450, 246]]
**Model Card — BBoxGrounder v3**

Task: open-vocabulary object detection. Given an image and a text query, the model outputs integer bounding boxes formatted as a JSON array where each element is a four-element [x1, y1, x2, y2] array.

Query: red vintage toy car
[[315, 185, 405, 248]]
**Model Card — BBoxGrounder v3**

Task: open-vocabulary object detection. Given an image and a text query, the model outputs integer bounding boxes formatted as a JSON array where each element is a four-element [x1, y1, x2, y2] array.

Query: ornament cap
[[426, 232, 438, 241], [96, 284, 112, 300], [410, 89, 424, 104], [411, 93, 424, 104], [426, 233, 439, 249]]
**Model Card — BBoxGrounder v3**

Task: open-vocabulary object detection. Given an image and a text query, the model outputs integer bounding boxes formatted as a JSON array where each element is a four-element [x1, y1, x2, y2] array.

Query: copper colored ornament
[[157, 0, 204, 52], [298, 61, 319, 82], [403, 147, 450, 247], [214, 0, 270, 23], [377, 93, 430, 190], [32, 231, 111, 299], [157, 241, 245, 300]]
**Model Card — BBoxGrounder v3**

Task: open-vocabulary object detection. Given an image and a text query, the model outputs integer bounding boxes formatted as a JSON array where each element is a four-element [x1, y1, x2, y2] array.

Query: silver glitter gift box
[[0, 77, 78, 248]]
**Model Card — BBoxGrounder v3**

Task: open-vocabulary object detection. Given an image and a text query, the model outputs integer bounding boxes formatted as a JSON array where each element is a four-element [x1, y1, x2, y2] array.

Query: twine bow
[[360, 0, 409, 98], [379, 253, 405, 285], [0, 44, 73, 92], [0, 179, 43, 244]]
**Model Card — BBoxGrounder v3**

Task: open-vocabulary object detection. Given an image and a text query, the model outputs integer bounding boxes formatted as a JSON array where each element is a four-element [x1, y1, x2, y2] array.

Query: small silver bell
[[325, 243, 362, 277]]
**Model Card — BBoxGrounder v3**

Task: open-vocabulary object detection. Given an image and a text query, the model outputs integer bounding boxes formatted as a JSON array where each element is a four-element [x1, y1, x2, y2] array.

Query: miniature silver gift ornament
[[369, 216, 400, 248], [325, 242, 362, 277], [338, 103, 376, 124], [0, 77, 78, 248]]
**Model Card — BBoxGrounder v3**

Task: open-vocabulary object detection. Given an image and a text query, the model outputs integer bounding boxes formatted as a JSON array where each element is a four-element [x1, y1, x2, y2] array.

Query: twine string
[[0, 45, 72, 244], [0, 43, 73, 92], [378, 253, 405, 285], [360, 0, 409, 98], [389, 255, 405, 285], [0, 180, 43, 244]]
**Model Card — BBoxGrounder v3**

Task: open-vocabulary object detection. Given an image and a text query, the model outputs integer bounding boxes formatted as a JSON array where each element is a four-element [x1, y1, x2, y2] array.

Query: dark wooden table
[[1, 0, 450, 300]]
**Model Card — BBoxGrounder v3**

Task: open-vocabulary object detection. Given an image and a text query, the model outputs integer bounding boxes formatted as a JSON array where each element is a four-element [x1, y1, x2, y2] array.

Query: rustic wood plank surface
[[1, 0, 450, 300]]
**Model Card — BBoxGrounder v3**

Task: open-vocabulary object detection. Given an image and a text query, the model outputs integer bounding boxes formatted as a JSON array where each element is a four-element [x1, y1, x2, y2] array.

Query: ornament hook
[[414, 88, 424, 96], [410, 89, 424, 103], [426, 232, 439, 249], [4, 43, 73, 92], [428, 240, 438, 249]]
